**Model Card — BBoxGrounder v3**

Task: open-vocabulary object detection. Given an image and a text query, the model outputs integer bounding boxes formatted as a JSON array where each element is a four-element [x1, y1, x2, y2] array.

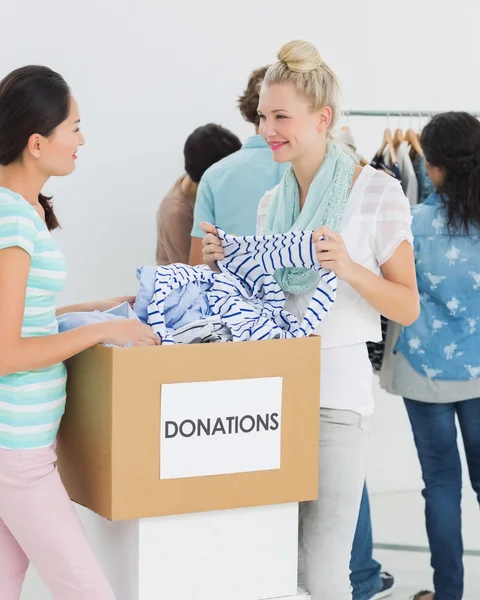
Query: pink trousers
[[0, 444, 115, 600]]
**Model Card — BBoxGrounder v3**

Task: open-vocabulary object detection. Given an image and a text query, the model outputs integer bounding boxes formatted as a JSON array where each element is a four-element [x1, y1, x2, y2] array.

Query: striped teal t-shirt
[[0, 187, 67, 450]]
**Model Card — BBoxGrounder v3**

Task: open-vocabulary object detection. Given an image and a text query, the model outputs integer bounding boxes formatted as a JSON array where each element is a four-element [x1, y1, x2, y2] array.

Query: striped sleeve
[[0, 198, 37, 257]]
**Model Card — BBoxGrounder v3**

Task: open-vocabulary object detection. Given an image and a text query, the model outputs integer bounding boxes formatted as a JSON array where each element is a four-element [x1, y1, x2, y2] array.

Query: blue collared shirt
[[191, 135, 288, 237], [395, 193, 480, 381]]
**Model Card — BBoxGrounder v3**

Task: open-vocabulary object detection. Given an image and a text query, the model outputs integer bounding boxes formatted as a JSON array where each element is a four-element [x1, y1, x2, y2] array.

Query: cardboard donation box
[[57, 337, 321, 521]]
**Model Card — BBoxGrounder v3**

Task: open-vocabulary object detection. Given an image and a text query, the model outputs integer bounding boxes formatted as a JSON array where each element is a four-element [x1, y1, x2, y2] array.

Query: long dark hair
[[0, 66, 71, 230], [421, 111, 480, 235]]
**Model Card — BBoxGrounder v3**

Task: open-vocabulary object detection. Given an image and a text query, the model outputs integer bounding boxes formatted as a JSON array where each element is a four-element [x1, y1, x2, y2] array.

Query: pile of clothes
[[59, 229, 337, 346]]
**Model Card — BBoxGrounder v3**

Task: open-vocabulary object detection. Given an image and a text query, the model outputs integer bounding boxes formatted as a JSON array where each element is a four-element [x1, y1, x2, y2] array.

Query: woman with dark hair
[[393, 112, 480, 600], [0, 66, 159, 599]]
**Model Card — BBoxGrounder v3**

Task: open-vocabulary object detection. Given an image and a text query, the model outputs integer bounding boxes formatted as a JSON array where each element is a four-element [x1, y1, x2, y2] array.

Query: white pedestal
[[22, 502, 309, 599], [88, 502, 300, 600]]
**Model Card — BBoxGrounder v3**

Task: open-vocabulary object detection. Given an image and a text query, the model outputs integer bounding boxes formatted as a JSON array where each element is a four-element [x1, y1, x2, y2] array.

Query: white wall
[[1, 0, 478, 306], [0, 1, 479, 597]]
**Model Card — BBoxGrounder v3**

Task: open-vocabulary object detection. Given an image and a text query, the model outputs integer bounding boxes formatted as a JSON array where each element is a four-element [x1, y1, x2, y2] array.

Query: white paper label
[[160, 377, 282, 480]]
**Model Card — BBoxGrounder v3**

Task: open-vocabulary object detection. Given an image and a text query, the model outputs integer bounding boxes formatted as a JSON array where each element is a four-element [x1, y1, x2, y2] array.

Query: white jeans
[[299, 408, 372, 600]]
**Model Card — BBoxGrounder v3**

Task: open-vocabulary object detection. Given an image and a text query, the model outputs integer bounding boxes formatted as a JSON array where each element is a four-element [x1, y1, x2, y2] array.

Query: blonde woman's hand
[[314, 226, 359, 283], [201, 222, 224, 272]]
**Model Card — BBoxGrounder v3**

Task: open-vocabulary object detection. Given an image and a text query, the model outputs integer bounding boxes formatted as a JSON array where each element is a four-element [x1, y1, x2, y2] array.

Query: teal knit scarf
[[262, 143, 355, 295]]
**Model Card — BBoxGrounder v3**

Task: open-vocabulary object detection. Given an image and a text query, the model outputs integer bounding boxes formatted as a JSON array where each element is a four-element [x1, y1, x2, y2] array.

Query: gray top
[[391, 352, 480, 403], [379, 321, 480, 403]]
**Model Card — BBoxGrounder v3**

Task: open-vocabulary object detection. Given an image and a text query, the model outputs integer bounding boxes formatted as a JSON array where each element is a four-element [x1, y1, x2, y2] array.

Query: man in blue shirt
[[189, 66, 288, 265]]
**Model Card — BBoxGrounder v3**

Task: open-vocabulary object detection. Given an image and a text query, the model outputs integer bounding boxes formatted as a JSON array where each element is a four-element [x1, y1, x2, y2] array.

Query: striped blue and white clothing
[[147, 229, 337, 344], [0, 188, 67, 450]]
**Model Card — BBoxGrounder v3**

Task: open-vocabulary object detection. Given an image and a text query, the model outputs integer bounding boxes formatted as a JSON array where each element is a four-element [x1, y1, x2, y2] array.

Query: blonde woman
[[202, 40, 419, 599]]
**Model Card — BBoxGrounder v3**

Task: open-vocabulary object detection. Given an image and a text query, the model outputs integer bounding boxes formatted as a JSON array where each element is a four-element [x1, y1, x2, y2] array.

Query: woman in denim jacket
[[393, 112, 480, 600]]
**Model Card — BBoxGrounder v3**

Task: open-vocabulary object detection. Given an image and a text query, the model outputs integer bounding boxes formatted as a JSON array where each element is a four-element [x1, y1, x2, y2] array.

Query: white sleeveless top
[[257, 166, 413, 415]]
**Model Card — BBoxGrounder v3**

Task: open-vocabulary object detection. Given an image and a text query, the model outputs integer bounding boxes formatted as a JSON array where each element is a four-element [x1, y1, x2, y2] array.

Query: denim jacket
[[395, 193, 480, 380]]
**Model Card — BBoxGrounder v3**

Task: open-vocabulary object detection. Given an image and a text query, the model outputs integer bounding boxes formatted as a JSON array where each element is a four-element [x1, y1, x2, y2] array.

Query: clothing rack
[[342, 109, 480, 118]]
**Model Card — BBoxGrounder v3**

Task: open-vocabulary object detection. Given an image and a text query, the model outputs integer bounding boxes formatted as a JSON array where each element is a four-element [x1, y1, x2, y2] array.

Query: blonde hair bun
[[277, 40, 323, 73], [264, 39, 341, 136]]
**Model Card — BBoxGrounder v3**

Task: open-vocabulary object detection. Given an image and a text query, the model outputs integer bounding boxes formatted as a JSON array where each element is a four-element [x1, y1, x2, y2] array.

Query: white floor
[[372, 549, 480, 600], [370, 490, 480, 599], [21, 552, 480, 600]]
